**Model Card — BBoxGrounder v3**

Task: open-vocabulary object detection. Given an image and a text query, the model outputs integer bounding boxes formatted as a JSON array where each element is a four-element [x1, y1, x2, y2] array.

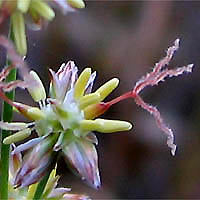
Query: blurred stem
[[32, 171, 51, 200], [0, 27, 16, 200]]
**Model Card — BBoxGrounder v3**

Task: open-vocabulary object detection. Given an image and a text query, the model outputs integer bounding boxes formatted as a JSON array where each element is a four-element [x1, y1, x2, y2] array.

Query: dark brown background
[[1, 1, 200, 199]]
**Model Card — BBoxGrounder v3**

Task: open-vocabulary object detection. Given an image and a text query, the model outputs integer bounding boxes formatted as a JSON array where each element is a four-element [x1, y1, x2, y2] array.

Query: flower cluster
[[0, 0, 85, 55], [0, 38, 193, 191], [0, 55, 132, 188]]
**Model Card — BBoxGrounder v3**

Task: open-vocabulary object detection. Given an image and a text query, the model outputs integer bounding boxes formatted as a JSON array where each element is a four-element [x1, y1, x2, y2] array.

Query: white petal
[[85, 71, 97, 94], [11, 136, 46, 155]]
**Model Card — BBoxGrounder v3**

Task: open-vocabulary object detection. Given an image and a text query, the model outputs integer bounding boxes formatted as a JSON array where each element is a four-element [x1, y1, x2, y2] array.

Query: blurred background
[[1, 1, 200, 199]]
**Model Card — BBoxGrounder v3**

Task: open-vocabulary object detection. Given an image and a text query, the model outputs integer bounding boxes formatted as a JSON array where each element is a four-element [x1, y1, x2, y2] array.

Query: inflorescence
[[0, 36, 193, 190]]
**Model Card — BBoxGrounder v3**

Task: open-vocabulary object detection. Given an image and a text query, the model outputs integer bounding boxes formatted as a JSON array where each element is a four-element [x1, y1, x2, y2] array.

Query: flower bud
[[79, 93, 100, 109], [62, 139, 100, 189], [3, 128, 31, 144], [80, 118, 132, 133], [27, 70, 46, 102], [95, 78, 119, 101], [0, 121, 28, 130], [74, 68, 91, 100], [17, 0, 31, 13], [27, 107, 46, 120], [67, 0, 85, 9], [11, 11, 27, 56], [29, 0, 55, 21], [13, 102, 45, 120]]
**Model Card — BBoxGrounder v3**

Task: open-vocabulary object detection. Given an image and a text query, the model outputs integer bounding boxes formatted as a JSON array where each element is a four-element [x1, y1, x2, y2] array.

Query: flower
[[0, 60, 132, 189], [0, 0, 85, 55], [0, 39, 193, 190]]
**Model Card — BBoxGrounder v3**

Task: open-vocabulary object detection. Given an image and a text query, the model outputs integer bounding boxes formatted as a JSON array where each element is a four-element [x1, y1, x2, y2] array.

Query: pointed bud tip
[[84, 68, 92, 75], [95, 77, 120, 102], [28, 70, 46, 102], [112, 77, 120, 84], [95, 118, 133, 133], [27, 107, 45, 120], [11, 11, 27, 56], [94, 181, 101, 190], [171, 145, 176, 156], [74, 67, 92, 100], [17, 0, 31, 13], [79, 93, 101, 109], [14, 184, 20, 189], [175, 38, 180, 46], [67, 0, 85, 9], [187, 64, 194, 72], [125, 121, 133, 131], [30, 0, 55, 21]]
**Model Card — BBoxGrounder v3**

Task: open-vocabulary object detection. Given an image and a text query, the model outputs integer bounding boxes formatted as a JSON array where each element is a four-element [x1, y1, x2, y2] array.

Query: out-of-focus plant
[[0, 0, 85, 56]]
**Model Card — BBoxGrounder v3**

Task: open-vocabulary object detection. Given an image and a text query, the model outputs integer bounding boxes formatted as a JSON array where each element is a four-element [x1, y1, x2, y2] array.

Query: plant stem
[[0, 70, 16, 200], [32, 171, 51, 200], [0, 23, 16, 200]]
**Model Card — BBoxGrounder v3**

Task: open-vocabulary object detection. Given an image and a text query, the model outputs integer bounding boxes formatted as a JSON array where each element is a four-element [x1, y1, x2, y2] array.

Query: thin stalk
[[32, 170, 51, 200], [0, 70, 16, 199], [0, 23, 15, 200]]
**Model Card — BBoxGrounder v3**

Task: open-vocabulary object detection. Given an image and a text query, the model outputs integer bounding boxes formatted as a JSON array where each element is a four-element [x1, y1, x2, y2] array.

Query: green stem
[[0, 69, 16, 200], [0, 24, 16, 200], [32, 171, 51, 200]]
